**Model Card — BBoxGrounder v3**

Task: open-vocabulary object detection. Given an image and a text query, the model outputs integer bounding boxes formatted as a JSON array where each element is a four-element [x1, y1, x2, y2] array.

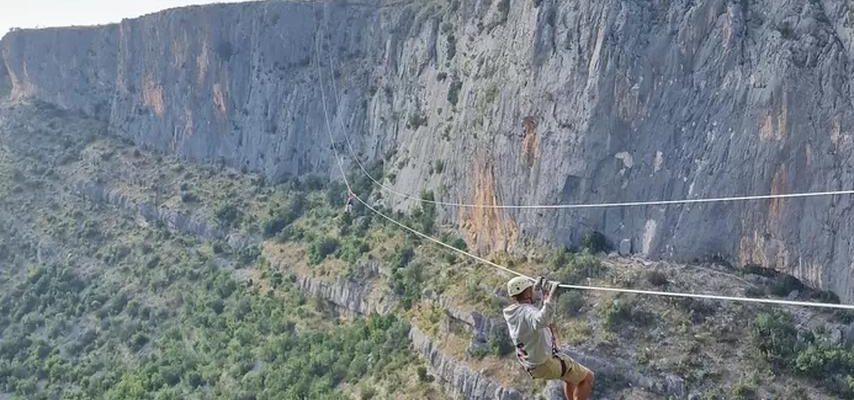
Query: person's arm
[[528, 299, 554, 330], [527, 281, 560, 330]]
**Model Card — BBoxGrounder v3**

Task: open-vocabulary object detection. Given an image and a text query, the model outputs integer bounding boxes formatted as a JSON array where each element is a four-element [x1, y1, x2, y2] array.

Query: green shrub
[[349, 161, 383, 200], [810, 289, 840, 304], [237, 245, 261, 265], [795, 342, 854, 380], [276, 225, 305, 243], [301, 175, 327, 191], [602, 298, 651, 331], [325, 181, 348, 208], [741, 263, 777, 277], [440, 232, 467, 251], [744, 286, 765, 298], [390, 243, 416, 270], [439, 232, 467, 263], [407, 112, 428, 129], [674, 297, 718, 323], [581, 231, 611, 253], [308, 237, 340, 264], [603, 299, 633, 329], [262, 194, 306, 238], [339, 239, 370, 264], [768, 275, 804, 297], [556, 291, 585, 317], [549, 247, 572, 271], [554, 250, 604, 284], [360, 386, 377, 400], [646, 270, 669, 287], [833, 310, 854, 324], [751, 311, 798, 367], [411, 191, 436, 233], [215, 203, 242, 228], [487, 329, 514, 356], [129, 332, 148, 352], [469, 343, 490, 359], [180, 192, 199, 203], [416, 366, 433, 382], [730, 379, 758, 400], [389, 243, 422, 309], [464, 279, 483, 303]]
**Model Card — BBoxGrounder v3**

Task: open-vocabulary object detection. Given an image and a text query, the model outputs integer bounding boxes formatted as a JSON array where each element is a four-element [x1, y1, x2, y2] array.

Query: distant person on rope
[[345, 191, 354, 214], [503, 277, 595, 400]]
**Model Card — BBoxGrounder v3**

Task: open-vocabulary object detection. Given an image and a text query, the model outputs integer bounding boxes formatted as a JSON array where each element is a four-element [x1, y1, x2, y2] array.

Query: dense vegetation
[[0, 256, 412, 399], [0, 186, 419, 400], [0, 106, 429, 399], [751, 311, 854, 396]]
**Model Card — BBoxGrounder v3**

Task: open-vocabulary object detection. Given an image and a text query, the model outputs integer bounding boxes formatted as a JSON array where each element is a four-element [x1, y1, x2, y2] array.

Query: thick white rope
[[558, 284, 854, 310], [313, 24, 854, 312]]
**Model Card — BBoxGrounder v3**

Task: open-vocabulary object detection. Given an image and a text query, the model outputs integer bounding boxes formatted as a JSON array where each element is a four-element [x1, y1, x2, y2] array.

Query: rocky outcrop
[[293, 264, 394, 315], [71, 180, 251, 248], [289, 269, 526, 399], [565, 349, 685, 398], [2, 0, 853, 302], [410, 325, 524, 400], [291, 271, 524, 399], [426, 291, 505, 340]]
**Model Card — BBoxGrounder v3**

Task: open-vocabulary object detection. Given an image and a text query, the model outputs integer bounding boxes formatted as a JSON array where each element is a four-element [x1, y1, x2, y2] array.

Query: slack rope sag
[[312, 25, 854, 312]]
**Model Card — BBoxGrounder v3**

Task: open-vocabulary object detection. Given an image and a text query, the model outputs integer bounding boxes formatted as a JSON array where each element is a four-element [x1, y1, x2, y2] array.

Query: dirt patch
[[197, 39, 210, 85], [213, 83, 228, 116], [459, 161, 518, 254], [768, 163, 787, 226], [829, 115, 851, 149], [758, 91, 788, 141], [615, 74, 644, 126], [521, 116, 538, 168], [142, 78, 166, 116]]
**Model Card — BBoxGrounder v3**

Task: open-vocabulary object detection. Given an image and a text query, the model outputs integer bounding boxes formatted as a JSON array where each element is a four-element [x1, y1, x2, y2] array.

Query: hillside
[[1, 101, 852, 399], [2, 0, 854, 399]]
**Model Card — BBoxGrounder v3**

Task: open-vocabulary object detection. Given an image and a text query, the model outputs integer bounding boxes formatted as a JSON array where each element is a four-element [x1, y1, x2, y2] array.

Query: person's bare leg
[[563, 382, 577, 400], [572, 371, 595, 400]]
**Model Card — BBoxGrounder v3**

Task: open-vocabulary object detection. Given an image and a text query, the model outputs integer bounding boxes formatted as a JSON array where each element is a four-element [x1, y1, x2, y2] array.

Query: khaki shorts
[[529, 353, 591, 385]]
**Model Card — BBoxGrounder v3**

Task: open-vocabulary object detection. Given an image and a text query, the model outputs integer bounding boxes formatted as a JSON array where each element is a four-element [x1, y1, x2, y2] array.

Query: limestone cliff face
[[3, 0, 854, 301], [2, 27, 117, 115]]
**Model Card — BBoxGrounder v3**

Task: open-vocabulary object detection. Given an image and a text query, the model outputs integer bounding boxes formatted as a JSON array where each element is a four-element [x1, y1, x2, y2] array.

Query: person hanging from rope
[[345, 190, 354, 214], [503, 277, 595, 400]]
